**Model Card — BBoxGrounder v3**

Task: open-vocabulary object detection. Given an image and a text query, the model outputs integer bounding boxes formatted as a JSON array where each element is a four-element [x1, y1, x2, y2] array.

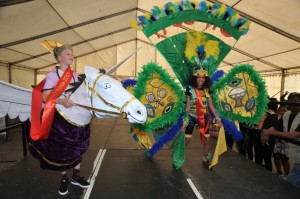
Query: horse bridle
[[75, 73, 135, 119]]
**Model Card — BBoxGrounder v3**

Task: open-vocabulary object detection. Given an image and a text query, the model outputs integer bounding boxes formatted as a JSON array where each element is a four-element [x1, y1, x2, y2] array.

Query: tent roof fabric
[[0, 0, 299, 75]]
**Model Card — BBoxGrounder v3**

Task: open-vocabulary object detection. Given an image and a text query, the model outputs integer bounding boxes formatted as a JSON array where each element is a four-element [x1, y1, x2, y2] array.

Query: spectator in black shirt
[[273, 106, 289, 177], [256, 98, 279, 171]]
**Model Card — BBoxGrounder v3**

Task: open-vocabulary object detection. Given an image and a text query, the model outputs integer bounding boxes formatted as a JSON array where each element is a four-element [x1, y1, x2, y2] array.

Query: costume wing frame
[[0, 80, 32, 122]]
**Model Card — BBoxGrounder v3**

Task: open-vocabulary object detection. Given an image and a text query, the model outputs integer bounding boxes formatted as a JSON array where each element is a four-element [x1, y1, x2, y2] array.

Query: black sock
[[73, 169, 80, 178], [61, 173, 68, 180]]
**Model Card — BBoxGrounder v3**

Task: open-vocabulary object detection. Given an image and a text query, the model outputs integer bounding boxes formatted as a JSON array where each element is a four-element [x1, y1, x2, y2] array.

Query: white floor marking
[[92, 149, 103, 172], [187, 178, 204, 199], [83, 149, 107, 199]]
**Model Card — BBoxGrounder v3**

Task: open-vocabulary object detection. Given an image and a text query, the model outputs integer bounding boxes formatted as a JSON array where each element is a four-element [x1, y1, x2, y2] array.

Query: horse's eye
[[103, 83, 111, 89]]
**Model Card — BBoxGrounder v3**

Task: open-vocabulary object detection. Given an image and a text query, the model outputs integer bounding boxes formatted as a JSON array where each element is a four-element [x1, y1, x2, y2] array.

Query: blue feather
[[235, 18, 244, 28], [151, 6, 162, 20], [147, 115, 183, 157], [196, 45, 205, 60], [242, 29, 249, 35], [211, 70, 225, 84], [224, 7, 233, 21], [199, 1, 207, 12], [211, 3, 221, 15], [221, 118, 243, 141], [174, 3, 180, 12], [138, 16, 149, 25], [164, 2, 177, 15], [179, 0, 185, 10], [122, 78, 137, 88], [132, 134, 139, 142]]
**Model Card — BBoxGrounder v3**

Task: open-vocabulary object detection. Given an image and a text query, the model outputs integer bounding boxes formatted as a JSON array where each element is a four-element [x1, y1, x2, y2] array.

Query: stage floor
[[0, 118, 299, 199]]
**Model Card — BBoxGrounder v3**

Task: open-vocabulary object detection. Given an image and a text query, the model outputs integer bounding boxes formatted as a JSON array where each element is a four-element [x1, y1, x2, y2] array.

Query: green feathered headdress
[[132, 0, 251, 87]]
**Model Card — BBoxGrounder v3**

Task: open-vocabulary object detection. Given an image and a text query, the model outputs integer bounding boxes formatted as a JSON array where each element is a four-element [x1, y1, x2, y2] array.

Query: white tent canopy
[[0, 0, 299, 99]]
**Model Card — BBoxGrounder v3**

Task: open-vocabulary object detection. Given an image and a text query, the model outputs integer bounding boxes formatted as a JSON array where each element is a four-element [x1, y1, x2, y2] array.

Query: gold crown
[[193, 67, 208, 77], [41, 40, 72, 61]]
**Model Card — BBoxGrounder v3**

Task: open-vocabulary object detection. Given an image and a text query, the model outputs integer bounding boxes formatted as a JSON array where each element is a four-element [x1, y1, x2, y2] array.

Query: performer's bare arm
[[185, 95, 191, 113], [263, 126, 300, 139], [256, 114, 267, 130], [181, 96, 191, 131], [208, 98, 223, 127], [42, 90, 74, 108]]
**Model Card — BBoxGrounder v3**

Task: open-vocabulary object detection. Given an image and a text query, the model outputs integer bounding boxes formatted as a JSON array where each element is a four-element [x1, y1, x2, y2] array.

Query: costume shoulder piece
[[212, 64, 268, 125], [132, 62, 185, 132], [129, 62, 185, 163]]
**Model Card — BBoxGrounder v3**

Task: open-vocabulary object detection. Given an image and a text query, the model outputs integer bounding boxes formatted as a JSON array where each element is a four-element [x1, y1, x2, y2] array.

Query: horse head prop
[[83, 66, 147, 123], [55, 66, 146, 127]]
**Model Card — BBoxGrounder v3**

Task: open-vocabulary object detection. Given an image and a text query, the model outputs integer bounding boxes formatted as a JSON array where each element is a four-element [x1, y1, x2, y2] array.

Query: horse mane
[[65, 74, 86, 93], [65, 68, 106, 93]]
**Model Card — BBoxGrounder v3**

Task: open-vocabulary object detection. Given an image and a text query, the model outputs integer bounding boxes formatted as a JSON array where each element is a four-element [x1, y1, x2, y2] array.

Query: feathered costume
[[128, 0, 268, 169]]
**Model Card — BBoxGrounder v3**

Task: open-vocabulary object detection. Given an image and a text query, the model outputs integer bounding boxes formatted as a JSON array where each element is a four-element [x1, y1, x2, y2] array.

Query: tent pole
[[8, 64, 12, 83], [34, 69, 37, 86], [280, 69, 286, 96], [75, 58, 77, 73]]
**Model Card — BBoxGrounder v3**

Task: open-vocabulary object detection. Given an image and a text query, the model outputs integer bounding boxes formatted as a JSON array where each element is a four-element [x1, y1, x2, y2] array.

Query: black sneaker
[[71, 176, 90, 188], [202, 157, 211, 169], [202, 160, 211, 168], [58, 178, 69, 196]]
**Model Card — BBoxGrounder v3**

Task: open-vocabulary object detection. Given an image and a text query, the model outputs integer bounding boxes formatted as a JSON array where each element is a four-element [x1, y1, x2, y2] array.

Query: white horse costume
[[0, 62, 146, 171], [56, 66, 146, 126], [0, 66, 146, 125]]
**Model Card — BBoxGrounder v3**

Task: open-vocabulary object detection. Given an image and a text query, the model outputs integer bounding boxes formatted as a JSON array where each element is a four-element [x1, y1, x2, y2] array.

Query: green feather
[[171, 131, 186, 170]]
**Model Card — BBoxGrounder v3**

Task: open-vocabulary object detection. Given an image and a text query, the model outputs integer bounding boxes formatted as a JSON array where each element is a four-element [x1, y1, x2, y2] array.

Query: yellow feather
[[185, 31, 206, 62], [230, 12, 240, 25], [130, 20, 142, 30], [240, 20, 251, 31], [206, 2, 213, 8], [145, 13, 151, 20], [204, 40, 219, 59], [170, 5, 176, 13], [218, 4, 227, 17], [192, 0, 199, 9]]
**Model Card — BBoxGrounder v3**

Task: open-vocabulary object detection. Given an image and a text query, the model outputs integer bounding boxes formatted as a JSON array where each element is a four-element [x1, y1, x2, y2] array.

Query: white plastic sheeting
[[263, 76, 282, 99], [284, 75, 300, 94], [262, 74, 300, 100]]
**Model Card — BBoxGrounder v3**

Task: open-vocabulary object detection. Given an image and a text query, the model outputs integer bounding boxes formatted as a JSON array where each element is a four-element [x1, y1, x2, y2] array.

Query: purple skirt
[[29, 110, 91, 171]]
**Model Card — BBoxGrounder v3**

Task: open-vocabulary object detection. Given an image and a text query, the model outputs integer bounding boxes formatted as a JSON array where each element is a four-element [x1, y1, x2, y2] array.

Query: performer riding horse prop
[[0, 65, 147, 128]]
